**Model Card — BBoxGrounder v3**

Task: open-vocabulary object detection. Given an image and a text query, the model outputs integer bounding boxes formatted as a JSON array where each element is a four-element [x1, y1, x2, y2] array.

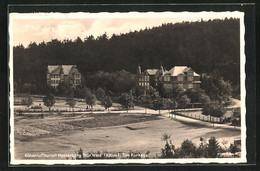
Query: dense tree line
[[13, 18, 240, 94]]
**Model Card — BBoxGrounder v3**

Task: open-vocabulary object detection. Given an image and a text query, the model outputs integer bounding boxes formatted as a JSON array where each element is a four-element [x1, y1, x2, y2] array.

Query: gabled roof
[[62, 65, 74, 75], [47, 65, 58, 74], [165, 66, 200, 76], [145, 69, 158, 75], [52, 67, 62, 74], [47, 65, 75, 75]]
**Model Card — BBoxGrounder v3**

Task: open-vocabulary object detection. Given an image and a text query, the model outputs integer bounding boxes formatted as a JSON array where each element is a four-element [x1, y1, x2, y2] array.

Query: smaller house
[[47, 65, 81, 89], [163, 66, 201, 90], [137, 65, 200, 91]]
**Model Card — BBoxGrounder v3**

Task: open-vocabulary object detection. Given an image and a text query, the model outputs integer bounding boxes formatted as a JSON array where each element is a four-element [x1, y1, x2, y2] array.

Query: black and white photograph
[[9, 11, 246, 164]]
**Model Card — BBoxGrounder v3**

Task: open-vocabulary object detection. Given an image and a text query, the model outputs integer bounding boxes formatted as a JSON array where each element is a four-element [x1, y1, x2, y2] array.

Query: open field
[[14, 113, 161, 140], [14, 112, 240, 160]]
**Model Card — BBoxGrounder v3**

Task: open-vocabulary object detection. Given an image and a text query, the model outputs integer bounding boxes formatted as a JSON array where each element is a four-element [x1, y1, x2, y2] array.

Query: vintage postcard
[[9, 11, 246, 165]]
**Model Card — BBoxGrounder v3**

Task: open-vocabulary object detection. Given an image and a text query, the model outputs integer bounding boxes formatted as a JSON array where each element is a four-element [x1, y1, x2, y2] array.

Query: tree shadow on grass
[[124, 126, 148, 130], [174, 119, 212, 129]]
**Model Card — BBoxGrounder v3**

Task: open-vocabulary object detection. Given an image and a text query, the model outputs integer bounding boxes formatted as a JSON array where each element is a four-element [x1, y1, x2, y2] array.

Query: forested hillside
[[13, 18, 240, 90]]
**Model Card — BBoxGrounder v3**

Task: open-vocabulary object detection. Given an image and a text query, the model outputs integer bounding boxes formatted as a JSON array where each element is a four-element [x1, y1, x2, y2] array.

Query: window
[[188, 84, 193, 88], [164, 84, 172, 89], [139, 82, 141, 86], [177, 76, 183, 81], [187, 76, 193, 81], [178, 84, 183, 88], [164, 76, 170, 82], [139, 77, 142, 82]]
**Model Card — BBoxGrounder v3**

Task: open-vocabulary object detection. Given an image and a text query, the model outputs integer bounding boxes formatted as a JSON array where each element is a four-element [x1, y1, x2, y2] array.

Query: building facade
[[137, 65, 200, 91], [47, 65, 81, 89]]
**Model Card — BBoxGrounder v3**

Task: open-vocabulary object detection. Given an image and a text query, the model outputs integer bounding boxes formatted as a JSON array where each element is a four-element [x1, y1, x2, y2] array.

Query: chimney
[[137, 65, 141, 74]]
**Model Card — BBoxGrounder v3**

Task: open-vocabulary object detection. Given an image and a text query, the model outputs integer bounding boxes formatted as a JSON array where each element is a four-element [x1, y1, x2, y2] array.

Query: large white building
[[137, 65, 201, 90]]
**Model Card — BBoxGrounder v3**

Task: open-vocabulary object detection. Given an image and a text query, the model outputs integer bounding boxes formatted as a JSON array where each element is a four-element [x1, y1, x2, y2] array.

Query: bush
[[173, 139, 197, 158], [229, 143, 239, 157], [31, 105, 42, 109], [220, 117, 232, 123]]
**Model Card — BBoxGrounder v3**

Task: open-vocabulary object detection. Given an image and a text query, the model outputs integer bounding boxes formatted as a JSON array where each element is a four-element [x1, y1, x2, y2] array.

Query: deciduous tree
[[138, 94, 152, 114], [43, 93, 55, 114], [66, 93, 77, 114], [95, 87, 106, 101], [101, 96, 113, 113], [24, 95, 33, 113], [202, 100, 226, 125], [152, 92, 166, 115], [85, 93, 97, 113], [201, 74, 232, 104], [177, 95, 191, 110], [57, 82, 68, 96], [119, 93, 134, 113]]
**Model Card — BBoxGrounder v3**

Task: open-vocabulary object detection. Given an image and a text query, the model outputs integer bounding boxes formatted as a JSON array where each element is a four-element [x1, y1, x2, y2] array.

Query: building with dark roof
[[137, 65, 201, 91], [47, 65, 81, 89]]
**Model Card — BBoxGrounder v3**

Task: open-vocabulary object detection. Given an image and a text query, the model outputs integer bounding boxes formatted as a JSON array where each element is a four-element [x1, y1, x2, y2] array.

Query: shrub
[[229, 144, 239, 157]]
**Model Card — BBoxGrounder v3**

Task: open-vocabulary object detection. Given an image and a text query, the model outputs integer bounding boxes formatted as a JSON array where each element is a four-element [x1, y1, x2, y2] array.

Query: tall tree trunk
[[49, 107, 51, 114]]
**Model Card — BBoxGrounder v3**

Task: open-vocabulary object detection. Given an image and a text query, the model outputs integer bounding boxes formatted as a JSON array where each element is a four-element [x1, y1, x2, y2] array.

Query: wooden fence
[[174, 112, 221, 123]]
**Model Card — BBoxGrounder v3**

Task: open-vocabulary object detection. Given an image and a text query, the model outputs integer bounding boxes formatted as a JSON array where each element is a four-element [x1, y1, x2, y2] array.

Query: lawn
[[14, 113, 161, 140], [14, 112, 240, 160]]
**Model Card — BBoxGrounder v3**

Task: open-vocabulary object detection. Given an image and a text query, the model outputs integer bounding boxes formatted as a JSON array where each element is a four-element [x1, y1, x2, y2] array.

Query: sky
[[9, 12, 243, 47]]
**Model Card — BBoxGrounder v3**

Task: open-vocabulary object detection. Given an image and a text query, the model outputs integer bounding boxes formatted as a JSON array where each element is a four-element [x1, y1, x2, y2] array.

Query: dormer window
[[163, 76, 170, 82]]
